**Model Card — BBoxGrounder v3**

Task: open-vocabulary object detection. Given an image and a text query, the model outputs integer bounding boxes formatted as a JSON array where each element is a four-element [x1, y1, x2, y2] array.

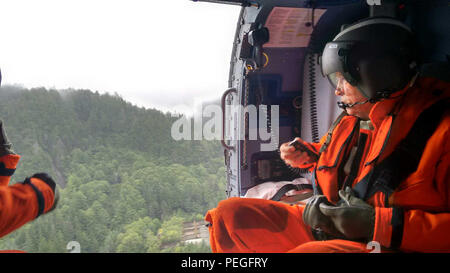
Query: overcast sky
[[0, 0, 241, 116]]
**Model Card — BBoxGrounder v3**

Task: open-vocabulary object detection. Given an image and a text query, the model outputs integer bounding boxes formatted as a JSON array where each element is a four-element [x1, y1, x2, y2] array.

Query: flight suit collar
[[368, 77, 416, 131]]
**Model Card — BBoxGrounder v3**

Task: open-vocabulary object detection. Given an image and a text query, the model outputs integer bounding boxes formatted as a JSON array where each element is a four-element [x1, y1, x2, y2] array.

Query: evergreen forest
[[0, 85, 226, 253]]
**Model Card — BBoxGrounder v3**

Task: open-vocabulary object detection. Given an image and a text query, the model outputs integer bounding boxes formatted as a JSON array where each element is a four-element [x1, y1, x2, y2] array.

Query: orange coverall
[[0, 154, 55, 239], [205, 77, 450, 253]]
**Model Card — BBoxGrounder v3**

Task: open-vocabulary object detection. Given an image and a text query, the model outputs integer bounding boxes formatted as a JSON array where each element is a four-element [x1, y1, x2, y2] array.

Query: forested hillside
[[0, 85, 226, 252]]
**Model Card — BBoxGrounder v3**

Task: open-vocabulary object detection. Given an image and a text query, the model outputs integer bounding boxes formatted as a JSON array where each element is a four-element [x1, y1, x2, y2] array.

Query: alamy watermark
[[171, 104, 279, 152], [367, 241, 381, 253], [67, 241, 81, 253]]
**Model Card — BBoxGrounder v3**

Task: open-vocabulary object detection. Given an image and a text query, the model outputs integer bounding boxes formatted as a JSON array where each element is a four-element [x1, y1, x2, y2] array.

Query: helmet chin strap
[[337, 99, 370, 110]]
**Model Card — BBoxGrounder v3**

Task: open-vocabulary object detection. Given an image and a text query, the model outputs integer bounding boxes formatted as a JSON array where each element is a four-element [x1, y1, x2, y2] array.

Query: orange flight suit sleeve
[[0, 154, 55, 238], [372, 114, 450, 252], [0, 154, 20, 187], [294, 135, 326, 171]]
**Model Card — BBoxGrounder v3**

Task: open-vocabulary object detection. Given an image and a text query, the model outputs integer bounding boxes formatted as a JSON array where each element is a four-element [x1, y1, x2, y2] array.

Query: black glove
[[319, 187, 375, 241], [302, 195, 345, 239], [0, 120, 14, 157]]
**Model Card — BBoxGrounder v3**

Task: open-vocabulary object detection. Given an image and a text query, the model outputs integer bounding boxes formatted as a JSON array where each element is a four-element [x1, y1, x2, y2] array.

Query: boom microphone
[[337, 99, 370, 110]]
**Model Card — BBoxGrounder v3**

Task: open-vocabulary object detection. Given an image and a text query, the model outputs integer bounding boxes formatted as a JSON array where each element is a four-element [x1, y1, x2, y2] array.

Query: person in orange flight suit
[[0, 71, 58, 243], [205, 17, 450, 253]]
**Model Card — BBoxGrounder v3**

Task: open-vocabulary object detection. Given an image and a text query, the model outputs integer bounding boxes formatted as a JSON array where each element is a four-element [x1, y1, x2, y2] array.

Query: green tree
[[116, 232, 145, 253], [159, 216, 184, 245]]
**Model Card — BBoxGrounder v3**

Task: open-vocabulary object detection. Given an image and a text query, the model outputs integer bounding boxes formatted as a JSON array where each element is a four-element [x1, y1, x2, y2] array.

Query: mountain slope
[[0, 85, 225, 253]]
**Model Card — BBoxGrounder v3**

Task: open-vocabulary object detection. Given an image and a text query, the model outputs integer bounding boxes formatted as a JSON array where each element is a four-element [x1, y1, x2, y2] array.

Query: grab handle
[[221, 88, 237, 151]]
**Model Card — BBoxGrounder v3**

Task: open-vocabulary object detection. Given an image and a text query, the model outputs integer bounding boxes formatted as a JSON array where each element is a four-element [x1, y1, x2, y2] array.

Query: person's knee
[[214, 197, 245, 219]]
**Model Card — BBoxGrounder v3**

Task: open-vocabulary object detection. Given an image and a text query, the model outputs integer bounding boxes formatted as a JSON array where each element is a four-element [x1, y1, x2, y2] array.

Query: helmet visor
[[327, 71, 342, 89]]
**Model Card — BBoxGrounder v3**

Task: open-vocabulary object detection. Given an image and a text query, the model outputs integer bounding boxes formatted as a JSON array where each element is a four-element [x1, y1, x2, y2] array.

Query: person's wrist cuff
[[24, 177, 56, 217], [0, 153, 20, 166], [31, 173, 56, 193], [372, 207, 393, 248]]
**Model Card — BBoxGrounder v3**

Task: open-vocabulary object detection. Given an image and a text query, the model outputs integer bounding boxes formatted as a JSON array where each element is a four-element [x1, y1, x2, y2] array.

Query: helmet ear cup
[[358, 54, 415, 98], [354, 41, 416, 98], [347, 43, 414, 98]]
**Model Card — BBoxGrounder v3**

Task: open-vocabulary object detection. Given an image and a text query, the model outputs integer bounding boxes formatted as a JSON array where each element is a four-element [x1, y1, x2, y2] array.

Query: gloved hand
[[302, 195, 345, 239], [31, 173, 59, 213], [319, 187, 375, 241], [0, 120, 14, 157]]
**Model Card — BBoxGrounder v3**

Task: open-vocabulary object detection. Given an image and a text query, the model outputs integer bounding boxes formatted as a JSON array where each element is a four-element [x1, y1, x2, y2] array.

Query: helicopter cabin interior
[[194, 0, 450, 199]]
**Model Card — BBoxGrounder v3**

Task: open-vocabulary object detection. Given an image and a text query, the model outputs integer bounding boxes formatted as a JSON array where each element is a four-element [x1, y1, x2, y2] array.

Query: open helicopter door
[[194, 0, 450, 198], [217, 0, 370, 198]]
